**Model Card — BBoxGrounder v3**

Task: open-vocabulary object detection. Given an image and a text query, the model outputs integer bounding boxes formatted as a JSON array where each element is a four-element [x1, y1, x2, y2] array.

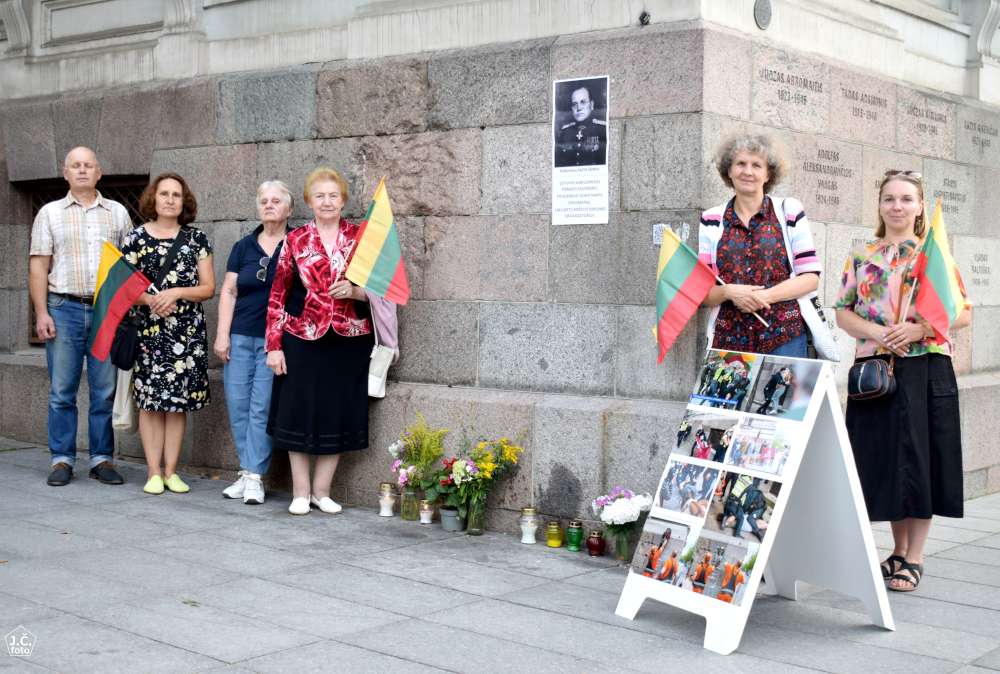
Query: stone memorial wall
[[2, 20, 999, 527]]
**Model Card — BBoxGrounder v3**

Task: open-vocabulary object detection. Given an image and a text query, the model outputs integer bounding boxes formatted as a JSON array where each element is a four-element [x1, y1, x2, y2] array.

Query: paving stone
[[478, 303, 617, 395], [974, 646, 1000, 670], [1, 101, 58, 181], [421, 214, 548, 302], [217, 68, 318, 144], [90, 594, 316, 663], [921, 555, 1000, 587], [897, 87, 956, 160], [480, 124, 549, 216], [622, 113, 702, 210], [357, 128, 481, 217], [58, 544, 237, 594], [977, 534, 1000, 550], [0, 520, 109, 560], [429, 40, 550, 129], [552, 26, 703, 117], [244, 639, 445, 674], [0, 590, 61, 626], [133, 530, 319, 577], [614, 306, 700, 400], [190, 577, 402, 640], [562, 565, 629, 594], [532, 396, 613, 518], [22, 503, 205, 546], [340, 618, 609, 673], [97, 87, 166, 175], [751, 595, 999, 663], [19, 613, 220, 673], [150, 144, 258, 221], [319, 57, 429, 137], [52, 95, 102, 164], [269, 561, 481, 616], [395, 300, 478, 385], [156, 78, 218, 149]]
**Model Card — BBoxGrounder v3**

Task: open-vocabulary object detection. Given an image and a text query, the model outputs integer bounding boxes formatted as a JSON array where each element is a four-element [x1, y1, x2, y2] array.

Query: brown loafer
[[47, 462, 73, 486]]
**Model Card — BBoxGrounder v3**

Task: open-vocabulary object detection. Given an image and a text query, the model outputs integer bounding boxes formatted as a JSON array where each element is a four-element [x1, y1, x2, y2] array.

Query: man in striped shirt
[[29, 147, 132, 487]]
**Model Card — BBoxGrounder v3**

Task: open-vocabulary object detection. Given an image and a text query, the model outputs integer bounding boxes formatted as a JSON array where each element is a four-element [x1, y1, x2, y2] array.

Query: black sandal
[[880, 554, 905, 581], [888, 560, 923, 592]]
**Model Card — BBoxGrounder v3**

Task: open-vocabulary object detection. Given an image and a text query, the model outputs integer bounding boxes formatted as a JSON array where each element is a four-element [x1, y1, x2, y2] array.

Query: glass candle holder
[[545, 521, 563, 548], [419, 499, 434, 524], [519, 507, 539, 545], [378, 483, 396, 517], [566, 519, 584, 552], [586, 530, 606, 557]]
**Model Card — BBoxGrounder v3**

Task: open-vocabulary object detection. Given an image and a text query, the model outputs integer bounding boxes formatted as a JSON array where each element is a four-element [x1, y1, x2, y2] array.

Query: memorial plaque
[[896, 88, 955, 159], [791, 136, 862, 225], [921, 159, 976, 234], [957, 104, 1000, 168], [830, 69, 896, 149], [860, 147, 921, 229], [751, 45, 830, 134], [822, 223, 875, 307], [975, 167, 1000, 237], [952, 236, 1000, 306]]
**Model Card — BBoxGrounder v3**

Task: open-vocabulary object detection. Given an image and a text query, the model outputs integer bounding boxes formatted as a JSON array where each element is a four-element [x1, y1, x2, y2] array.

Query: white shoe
[[223, 471, 247, 499], [243, 474, 265, 505], [310, 495, 342, 514], [288, 496, 311, 515]]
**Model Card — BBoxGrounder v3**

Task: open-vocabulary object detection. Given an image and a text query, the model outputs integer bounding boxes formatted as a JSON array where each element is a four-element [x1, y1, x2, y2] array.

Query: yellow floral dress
[[122, 225, 212, 412]]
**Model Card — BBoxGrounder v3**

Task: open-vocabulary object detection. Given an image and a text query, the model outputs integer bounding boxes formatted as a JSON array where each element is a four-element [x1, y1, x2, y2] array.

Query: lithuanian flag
[[913, 200, 968, 344], [656, 227, 716, 363], [88, 241, 151, 361], [346, 178, 410, 305]]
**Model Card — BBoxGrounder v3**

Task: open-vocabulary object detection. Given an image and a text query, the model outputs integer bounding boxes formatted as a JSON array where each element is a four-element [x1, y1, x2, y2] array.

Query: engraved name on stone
[[803, 148, 852, 207], [839, 86, 889, 122], [932, 177, 968, 216], [970, 252, 990, 288], [963, 120, 999, 150], [905, 104, 949, 136], [758, 67, 823, 106]]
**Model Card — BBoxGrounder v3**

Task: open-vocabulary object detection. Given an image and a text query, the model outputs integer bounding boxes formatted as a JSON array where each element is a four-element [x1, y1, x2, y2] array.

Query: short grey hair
[[256, 180, 293, 210], [713, 133, 788, 194]]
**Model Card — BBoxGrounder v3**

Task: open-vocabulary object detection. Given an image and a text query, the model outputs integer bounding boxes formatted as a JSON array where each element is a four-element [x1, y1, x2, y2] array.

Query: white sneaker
[[223, 471, 247, 499], [243, 474, 265, 505], [288, 496, 310, 515], [310, 495, 342, 514]]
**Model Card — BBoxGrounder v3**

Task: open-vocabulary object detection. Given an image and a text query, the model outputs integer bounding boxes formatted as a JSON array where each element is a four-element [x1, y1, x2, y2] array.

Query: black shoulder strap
[[153, 228, 189, 289]]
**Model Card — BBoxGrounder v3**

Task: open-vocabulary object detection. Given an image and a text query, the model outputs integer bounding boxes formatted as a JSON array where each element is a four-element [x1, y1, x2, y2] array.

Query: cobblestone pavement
[[2, 440, 1000, 673]]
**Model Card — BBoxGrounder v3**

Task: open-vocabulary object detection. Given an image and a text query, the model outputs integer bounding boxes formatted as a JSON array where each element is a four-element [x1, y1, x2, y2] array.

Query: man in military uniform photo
[[554, 85, 607, 167]]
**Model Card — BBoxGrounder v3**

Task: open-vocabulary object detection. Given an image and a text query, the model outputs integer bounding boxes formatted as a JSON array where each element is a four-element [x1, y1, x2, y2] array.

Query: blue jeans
[[223, 334, 274, 475], [45, 296, 116, 468], [770, 333, 808, 357]]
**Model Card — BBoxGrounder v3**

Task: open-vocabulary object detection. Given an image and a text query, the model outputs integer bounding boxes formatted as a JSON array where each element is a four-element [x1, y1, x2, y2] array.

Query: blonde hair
[[257, 180, 293, 210], [714, 133, 788, 194], [876, 171, 926, 238], [303, 167, 349, 205]]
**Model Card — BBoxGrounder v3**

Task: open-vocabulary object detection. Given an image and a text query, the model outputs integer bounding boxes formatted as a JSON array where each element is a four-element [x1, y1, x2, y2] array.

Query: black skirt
[[267, 329, 373, 455], [846, 353, 963, 521]]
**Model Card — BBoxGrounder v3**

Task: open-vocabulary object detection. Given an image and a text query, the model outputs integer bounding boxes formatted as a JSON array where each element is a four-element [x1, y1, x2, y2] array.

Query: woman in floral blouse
[[699, 134, 822, 356], [265, 167, 375, 516], [834, 170, 971, 593], [122, 173, 215, 496]]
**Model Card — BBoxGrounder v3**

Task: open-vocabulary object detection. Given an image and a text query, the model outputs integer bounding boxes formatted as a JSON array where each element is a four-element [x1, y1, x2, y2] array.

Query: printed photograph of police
[[674, 411, 737, 463], [553, 77, 608, 167], [706, 472, 780, 543], [680, 529, 758, 604]]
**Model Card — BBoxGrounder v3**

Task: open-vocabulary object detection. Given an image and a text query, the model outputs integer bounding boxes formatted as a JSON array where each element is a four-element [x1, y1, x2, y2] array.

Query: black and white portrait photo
[[552, 76, 609, 168]]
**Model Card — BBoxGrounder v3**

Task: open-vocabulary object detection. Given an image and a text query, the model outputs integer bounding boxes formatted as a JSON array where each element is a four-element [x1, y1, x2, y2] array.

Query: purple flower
[[391, 459, 402, 472]]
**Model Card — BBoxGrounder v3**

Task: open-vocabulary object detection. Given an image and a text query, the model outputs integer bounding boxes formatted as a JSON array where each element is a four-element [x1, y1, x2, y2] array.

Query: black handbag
[[110, 230, 189, 370], [847, 357, 896, 401]]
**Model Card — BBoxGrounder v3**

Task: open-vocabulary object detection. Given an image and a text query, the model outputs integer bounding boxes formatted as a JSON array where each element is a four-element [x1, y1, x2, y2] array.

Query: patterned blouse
[[833, 238, 970, 359], [704, 197, 818, 354], [265, 219, 372, 352]]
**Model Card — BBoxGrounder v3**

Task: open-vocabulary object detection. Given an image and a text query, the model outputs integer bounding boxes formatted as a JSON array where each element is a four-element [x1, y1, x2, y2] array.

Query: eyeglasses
[[256, 255, 270, 282], [883, 170, 922, 179]]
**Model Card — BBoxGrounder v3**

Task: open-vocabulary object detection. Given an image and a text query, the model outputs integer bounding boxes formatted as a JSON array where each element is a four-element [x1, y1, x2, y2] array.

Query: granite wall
[[2, 22, 999, 529]]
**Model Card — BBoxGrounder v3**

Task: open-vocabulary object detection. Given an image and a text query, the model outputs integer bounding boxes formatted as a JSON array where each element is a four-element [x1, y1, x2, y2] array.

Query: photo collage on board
[[631, 349, 823, 606]]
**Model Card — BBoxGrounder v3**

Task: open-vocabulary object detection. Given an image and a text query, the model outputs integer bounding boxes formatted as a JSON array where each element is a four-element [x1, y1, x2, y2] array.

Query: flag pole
[[711, 274, 770, 328]]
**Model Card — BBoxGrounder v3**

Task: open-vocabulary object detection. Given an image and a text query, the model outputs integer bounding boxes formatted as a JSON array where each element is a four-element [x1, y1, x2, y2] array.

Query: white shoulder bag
[[368, 318, 395, 399]]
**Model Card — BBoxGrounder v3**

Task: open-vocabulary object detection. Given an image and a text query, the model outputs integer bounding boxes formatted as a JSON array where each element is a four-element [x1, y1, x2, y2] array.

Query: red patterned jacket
[[265, 219, 372, 352]]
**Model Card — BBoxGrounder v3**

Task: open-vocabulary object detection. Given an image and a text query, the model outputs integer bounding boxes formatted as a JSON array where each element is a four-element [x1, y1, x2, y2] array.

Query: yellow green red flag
[[913, 200, 969, 344], [655, 227, 716, 362], [346, 178, 410, 305]]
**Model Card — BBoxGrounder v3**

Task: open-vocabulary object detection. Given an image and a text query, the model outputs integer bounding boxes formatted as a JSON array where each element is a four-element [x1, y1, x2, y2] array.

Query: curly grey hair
[[713, 133, 788, 194], [257, 179, 293, 210]]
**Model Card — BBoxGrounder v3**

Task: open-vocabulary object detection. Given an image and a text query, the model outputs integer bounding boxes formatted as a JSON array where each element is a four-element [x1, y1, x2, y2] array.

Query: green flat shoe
[[163, 474, 190, 493], [143, 475, 164, 495]]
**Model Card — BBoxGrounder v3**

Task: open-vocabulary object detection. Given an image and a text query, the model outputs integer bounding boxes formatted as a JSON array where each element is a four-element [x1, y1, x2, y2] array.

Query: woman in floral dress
[[122, 172, 215, 496]]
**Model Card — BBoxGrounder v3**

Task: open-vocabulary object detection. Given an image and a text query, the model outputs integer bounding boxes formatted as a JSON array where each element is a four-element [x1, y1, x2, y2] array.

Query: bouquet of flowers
[[431, 436, 523, 519], [389, 413, 448, 489], [591, 487, 652, 560]]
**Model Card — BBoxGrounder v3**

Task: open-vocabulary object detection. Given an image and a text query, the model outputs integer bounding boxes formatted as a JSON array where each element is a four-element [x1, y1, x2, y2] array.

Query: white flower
[[599, 497, 645, 525], [387, 440, 403, 458], [632, 493, 653, 511], [172, 343, 185, 355]]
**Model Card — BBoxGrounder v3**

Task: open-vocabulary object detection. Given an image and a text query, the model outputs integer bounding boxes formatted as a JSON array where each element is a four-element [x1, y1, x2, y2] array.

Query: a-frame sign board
[[614, 351, 894, 655]]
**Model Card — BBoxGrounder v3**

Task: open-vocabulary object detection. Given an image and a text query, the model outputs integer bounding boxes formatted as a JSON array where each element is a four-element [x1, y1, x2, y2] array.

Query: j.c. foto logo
[[5, 626, 36, 657]]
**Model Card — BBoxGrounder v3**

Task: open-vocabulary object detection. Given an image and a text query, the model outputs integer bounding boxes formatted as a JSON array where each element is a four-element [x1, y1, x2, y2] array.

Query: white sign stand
[[614, 366, 895, 654]]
